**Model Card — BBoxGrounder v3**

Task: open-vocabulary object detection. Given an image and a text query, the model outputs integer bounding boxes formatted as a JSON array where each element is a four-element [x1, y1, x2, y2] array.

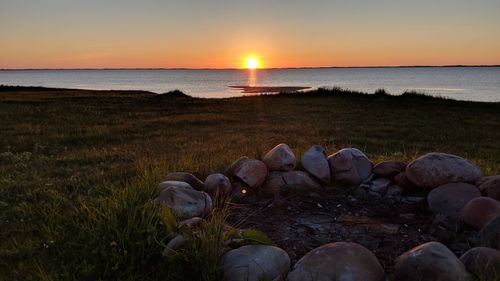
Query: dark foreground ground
[[1, 86, 499, 280], [229, 189, 435, 273]]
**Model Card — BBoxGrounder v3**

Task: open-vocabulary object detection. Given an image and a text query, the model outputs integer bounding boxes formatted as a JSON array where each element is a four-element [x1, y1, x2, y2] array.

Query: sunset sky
[[1, 0, 500, 69]]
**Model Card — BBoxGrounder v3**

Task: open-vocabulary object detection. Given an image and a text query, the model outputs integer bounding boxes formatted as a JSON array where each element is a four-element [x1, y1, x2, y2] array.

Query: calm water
[[1, 67, 499, 102]]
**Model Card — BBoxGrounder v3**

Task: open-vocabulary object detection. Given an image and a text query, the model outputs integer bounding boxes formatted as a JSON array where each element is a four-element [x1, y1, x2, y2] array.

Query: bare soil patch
[[229, 189, 444, 273]]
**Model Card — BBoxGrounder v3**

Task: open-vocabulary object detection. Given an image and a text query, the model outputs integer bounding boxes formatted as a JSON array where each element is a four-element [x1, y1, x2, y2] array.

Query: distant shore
[[1, 65, 500, 71], [1, 85, 499, 104]]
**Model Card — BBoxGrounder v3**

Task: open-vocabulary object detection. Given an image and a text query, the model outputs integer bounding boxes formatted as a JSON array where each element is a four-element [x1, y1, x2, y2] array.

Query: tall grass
[[165, 194, 230, 281], [38, 163, 168, 280], [35, 160, 234, 281]]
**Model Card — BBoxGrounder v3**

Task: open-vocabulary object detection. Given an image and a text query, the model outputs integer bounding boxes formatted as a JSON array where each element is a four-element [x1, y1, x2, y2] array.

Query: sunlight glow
[[245, 55, 261, 69]]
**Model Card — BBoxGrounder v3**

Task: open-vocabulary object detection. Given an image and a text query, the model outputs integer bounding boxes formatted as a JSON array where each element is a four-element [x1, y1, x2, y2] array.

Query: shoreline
[[1, 84, 499, 104], [1, 65, 500, 71]]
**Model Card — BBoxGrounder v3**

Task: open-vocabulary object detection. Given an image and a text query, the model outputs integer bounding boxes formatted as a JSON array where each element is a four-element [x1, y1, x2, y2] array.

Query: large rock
[[226, 156, 250, 175], [373, 160, 406, 178], [300, 145, 331, 184], [478, 215, 500, 250], [263, 172, 287, 191], [394, 241, 469, 281], [204, 173, 232, 195], [164, 172, 204, 190], [462, 197, 500, 230], [406, 152, 482, 189], [162, 235, 186, 257], [477, 176, 500, 201], [159, 180, 193, 191], [427, 182, 481, 221], [286, 242, 385, 281], [156, 186, 213, 219], [263, 143, 296, 171], [328, 148, 373, 186], [394, 172, 417, 190], [282, 171, 320, 190], [460, 247, 500, 280], [223, 245, 290, 281], [265, 171, 321, 192], [233, 159, 268, 188]]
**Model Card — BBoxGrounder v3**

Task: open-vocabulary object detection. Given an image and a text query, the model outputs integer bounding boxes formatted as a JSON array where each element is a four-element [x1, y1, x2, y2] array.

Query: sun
[[247, 58, 258, 69], [245, 56, 261, 69]]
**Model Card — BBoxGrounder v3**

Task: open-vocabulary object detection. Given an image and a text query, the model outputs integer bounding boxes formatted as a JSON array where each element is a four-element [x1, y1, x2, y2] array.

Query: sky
[[1, 0, 500, 69]]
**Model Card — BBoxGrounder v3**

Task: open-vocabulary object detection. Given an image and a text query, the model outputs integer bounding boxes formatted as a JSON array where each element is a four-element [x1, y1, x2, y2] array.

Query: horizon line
[[1, 64, 500, 71]]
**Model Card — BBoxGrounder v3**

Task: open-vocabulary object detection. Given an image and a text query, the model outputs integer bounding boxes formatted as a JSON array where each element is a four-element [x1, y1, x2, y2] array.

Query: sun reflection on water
[[248, 69, 257, 87]]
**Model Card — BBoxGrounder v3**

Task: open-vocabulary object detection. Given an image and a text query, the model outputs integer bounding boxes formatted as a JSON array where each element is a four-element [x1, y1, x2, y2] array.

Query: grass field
[[1, 86, 499, 280]]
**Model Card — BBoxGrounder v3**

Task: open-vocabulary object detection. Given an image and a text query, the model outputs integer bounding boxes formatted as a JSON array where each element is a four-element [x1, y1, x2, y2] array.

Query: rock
[[283, 171, 321, 190], [264, 171, 287, 191], [373, 160, 406, 178], [178, 217, 203, 228], [164, 172, 204, 190], [222, 245, 290, 281], [226, 156, 250, 175], [356, 178, 393, 200], [478, 215, 500, 250], [233, 159, 268, 188], [406, 152, 482, 189], [264, 171, 320, 193], [327, 148, 373, 186], [462, 197, 500, 230], [369, 178, 392, 195], [394, 241, 469, 281], [460, 247, 500, 280], [263, 143, 296, 171], [162, 235, 186, 257], [286, 242, 385, 281], [159, 180, 193, 191], [477, 175, 500, 201], [156, 186, 213, 219], [204, 173, 232, 195], [394, 172, 417, 190], [300, 145, 331, 184], [427, 182, 481, 221]]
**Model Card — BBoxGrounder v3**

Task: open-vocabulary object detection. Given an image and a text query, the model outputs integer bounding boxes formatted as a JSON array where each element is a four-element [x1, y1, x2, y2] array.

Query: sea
[[1, 67, 499, 102]]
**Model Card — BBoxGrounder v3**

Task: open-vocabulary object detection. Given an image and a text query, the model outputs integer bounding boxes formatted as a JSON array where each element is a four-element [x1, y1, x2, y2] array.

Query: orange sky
[[1, 0, 500, 69]]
